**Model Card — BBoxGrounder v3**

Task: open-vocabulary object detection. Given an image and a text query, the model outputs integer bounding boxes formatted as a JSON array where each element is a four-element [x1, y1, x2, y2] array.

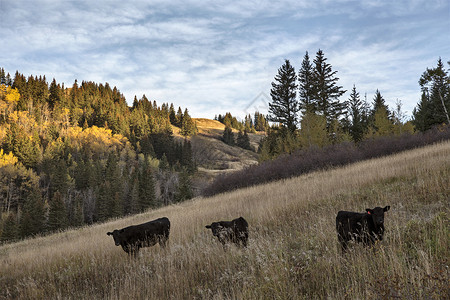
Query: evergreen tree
[[311, 49, 346, 126], [413, 58, 450, 130], [371, 89, 390, 119], [298, 51, 315, 113], [347, 85, 366, 142], [169, 103, 177, 125], [139, 156, 156, 211], [269, 59, 299, 132], [19, 187, 45, 238], [0, 212, 18, 242], [96, 181, 112, 222], [222, 125, 235, 145], [48, 78, 62, 109], [181, 139, 195, 173], [180, 108, 196, 136], [47, 191, 68, 232], [236, 130, 252, 150], [176, 107, 183, 127], [174, 169, 193, 203]]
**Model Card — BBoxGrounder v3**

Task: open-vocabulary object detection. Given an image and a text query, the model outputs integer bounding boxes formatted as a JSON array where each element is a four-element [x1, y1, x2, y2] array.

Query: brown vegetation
[[0, 141, 449, 299]]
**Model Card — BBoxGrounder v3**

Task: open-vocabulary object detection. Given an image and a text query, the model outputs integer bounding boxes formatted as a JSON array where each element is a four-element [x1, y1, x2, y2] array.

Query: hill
[[176, 118, 265, 189], [0, 141, 448, 299]]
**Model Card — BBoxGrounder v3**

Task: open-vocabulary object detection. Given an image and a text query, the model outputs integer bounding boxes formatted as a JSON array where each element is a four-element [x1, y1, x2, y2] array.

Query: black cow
[[336, 206, 390, 252], [205, 216, 249, 248], [107, 217, 170, 256]]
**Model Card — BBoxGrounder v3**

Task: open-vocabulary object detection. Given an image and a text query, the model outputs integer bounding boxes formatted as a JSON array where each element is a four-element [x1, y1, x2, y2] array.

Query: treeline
[[0, 69, 196, 243], [215, 112, 269, 133], [259, 51, 449, 160]]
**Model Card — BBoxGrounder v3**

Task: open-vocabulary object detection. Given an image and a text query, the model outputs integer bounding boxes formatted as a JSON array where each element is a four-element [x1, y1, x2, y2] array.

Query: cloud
[[0, 0, 448, 119]]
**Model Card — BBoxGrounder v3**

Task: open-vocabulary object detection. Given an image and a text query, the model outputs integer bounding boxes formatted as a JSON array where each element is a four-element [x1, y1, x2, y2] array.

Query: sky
[[1, 0, 449, 120]]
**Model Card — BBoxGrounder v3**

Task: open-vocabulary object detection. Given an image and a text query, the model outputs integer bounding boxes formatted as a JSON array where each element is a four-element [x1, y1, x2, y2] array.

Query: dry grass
[[1, 141, 449, 299]]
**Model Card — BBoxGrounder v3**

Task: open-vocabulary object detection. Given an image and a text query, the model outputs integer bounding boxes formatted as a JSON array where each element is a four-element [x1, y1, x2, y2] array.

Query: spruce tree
[[298, 51, 315, 113], [47, 191, 68, 232], [222, 126, 235, 145], [174, 169, 193, 203], [19, 187, 45, 237], [311, 49, 346, 126], [413, 58, 450, 130], [269, 59, 299, 132], [347, 85, 366, 142], [236, 130, 252, 150], [0, 212, 18, 242], [139, 156, 156, 211]]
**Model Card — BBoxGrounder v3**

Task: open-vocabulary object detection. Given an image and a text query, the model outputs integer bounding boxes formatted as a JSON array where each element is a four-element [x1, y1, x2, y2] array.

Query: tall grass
[[0, 141, 449, 299]]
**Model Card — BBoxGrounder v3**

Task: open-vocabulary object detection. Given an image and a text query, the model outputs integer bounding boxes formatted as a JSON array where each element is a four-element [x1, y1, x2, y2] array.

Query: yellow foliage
[[5, 86, 20, 103], [65, 126, 130, 156], [8, 111, 39, 134], [0, 149, 18, 167]]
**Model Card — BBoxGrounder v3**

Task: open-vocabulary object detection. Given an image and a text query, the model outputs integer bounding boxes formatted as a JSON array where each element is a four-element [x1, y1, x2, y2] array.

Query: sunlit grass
[[1, 141, 449, 299]]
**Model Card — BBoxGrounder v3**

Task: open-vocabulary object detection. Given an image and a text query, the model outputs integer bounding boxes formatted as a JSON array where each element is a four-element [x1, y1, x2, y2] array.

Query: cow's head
[[366, 206, 390, 227], [107, 229, 124, 246], [205, 222, 222, 237]]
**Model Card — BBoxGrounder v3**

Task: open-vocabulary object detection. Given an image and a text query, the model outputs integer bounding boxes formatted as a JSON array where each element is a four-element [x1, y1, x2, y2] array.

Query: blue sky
[[1, 0, 449, 120]]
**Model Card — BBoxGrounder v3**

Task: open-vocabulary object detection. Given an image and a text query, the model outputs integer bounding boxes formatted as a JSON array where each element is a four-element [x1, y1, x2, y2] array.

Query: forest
[[0, 70, 199, 242]]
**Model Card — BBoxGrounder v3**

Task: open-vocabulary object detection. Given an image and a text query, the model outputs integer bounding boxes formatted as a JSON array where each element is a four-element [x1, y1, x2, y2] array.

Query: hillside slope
[[1, 141, 448, 299], [176, 118, 265, 187]]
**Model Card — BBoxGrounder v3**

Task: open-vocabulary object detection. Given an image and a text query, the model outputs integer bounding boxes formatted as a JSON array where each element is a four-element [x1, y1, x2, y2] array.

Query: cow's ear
[[107, 232, 112, 236], [383, 206, 390, 212], [366, 209, 373, 215], [205, 225, 211, 229]]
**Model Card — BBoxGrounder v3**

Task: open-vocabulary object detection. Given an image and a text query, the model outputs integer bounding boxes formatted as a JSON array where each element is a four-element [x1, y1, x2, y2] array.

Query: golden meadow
[[1, 141, 449, 299]]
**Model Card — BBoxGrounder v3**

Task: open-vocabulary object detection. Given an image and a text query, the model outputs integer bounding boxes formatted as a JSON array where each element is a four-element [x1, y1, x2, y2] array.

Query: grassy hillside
[[188, 118, 264, 188], [1, 141, 449, 299]]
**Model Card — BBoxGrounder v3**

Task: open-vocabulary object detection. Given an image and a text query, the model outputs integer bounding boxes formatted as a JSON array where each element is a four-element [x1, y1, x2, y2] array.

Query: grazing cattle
[[107, 217, 170, 256], [205, 217, 249, 248], [336, 206, 390, 252]]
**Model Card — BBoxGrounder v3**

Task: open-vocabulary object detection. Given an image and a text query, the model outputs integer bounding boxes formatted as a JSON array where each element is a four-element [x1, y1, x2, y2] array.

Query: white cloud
[[0, 0, 448, 119]]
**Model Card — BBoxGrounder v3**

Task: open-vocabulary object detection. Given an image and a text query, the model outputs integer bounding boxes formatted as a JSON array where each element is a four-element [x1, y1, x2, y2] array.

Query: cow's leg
[[159, 236, 168, 248]]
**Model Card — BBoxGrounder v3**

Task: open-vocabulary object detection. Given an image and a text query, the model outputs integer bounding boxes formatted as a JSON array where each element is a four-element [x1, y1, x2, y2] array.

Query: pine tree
[[169, 103, 177, 125], [371, 89, 390, 119], [180, 108, 196, 136], [181, 139, 195, 173], [298, 51, 315, 113], [413, 58, 450, 130], [0, 212, 18, 242], [139, 156, 156, 211], [269, 59, 299, 132], [176, 107, 183, 127], [347, 85, 366, 142], [48, 78, 62, 109], [174, 169, 193, 203], [19, 187, 45, 238], [222, 126, 235, 145], [311, 49, 346, 126], [47, 191, 68, 232], [236, 130, 252, 150]]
